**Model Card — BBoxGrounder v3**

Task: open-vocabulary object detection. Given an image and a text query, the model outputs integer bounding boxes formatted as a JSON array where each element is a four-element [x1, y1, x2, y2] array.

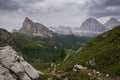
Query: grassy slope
[[61, 25, 120, 76], [50, 26, 120, 80], [12, 32, 31, 40], [14, 39, 59, 60]]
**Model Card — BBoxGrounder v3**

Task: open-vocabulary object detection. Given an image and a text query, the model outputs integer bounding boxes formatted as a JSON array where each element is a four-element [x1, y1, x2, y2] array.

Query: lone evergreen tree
[[60, 48, 66, 60]]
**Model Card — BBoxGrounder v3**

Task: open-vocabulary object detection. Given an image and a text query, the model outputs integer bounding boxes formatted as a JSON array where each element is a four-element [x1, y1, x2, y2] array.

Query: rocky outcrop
[[0, 28, 40, 80], [0, 28, 14, 47], [19, 17, 53, 37], [86, 58, 96, 66], [0, 46, 40, 80], [73, 65, 87, 71]]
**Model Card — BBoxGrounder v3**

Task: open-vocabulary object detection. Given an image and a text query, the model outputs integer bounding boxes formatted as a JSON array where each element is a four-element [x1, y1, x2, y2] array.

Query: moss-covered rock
[[0, 28, 13, 46]]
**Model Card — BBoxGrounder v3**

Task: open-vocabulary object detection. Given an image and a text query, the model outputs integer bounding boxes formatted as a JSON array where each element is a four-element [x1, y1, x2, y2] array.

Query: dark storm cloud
[[81, 0, 120, 17], [0, 0, 20, 11], [107, 0, 120, 6], [1, 0, 120, 18], [0, 0, 45, 11], [1, 0, 120, 32]]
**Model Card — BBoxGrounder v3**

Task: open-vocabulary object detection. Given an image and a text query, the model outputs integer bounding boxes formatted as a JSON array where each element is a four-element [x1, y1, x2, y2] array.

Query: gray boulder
[[0, 46, 40, 80]]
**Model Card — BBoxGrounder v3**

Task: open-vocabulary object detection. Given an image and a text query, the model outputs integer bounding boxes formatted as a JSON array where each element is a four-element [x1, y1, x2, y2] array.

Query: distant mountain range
[[49, 25, 73, 35], [13, 17, 120, 37], [50, 17, 120, 36]]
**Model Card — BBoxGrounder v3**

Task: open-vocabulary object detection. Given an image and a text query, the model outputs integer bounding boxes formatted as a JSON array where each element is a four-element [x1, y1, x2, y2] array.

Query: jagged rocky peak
[[80, 17, 106, 32], [22, 17, 33, 30], [104, 18, 120, 29], [0, 28, 41, 80], [19, 17, 53, 37], [25, 17, 32, 22]]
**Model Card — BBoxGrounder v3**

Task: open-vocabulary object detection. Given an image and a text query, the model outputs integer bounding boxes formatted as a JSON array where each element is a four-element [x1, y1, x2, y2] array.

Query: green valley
[[12, 32, 92, 73]]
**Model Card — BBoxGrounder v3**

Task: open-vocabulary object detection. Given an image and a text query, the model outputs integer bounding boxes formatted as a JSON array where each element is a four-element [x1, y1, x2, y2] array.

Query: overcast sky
[[0, 0, 120, 31]]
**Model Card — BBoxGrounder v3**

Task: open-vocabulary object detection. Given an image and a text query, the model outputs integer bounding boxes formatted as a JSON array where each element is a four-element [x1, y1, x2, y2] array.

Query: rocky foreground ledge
[[0, 46, 40, 80]]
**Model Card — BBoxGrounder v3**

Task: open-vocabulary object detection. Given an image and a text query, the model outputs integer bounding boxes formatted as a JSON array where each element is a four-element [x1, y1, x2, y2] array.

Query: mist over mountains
[[12, 17, 120, 37]]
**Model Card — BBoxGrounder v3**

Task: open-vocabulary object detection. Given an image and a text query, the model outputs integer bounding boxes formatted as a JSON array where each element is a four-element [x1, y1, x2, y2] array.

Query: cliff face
[[0, 28, 40, 80], [78, 17, 107, 36], [80, 17, 106, 32], [19, 17, 53, 37]]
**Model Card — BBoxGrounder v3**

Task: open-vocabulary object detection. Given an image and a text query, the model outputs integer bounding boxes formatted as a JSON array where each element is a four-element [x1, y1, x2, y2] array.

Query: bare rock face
[[79, 17, 106, 36], [80, 17, 106, 32], [0, 65, 16, 80], [0, 46, 40, 80], [104, 18, 120, 29], [19, 17, 53, 37]]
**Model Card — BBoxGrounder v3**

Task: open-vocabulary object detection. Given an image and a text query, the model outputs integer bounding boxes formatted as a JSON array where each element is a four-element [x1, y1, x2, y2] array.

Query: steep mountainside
[[80, 17, 106, 32], [105, 18, 120, 29], [52, 25, 120, 80], [19, 17, 53, 37], [74, 25, 120, 75], [0, 28, 40, 80], [79, 17, 106, 36]]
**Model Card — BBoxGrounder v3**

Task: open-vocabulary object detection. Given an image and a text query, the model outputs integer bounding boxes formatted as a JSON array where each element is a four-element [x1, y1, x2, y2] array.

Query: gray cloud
[[0, 0, 120, 31], [1, 0, 120, 17], [0, 0, 20, 11], [0, 0, 45, 12], [79, 0, 120, 17]]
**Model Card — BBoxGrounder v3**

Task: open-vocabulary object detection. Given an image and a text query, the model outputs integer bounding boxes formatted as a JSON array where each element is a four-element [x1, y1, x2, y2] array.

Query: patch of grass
[[13, 39, 59, 61], [29, 62, 51, 73], [67, 70, 90, 80]]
